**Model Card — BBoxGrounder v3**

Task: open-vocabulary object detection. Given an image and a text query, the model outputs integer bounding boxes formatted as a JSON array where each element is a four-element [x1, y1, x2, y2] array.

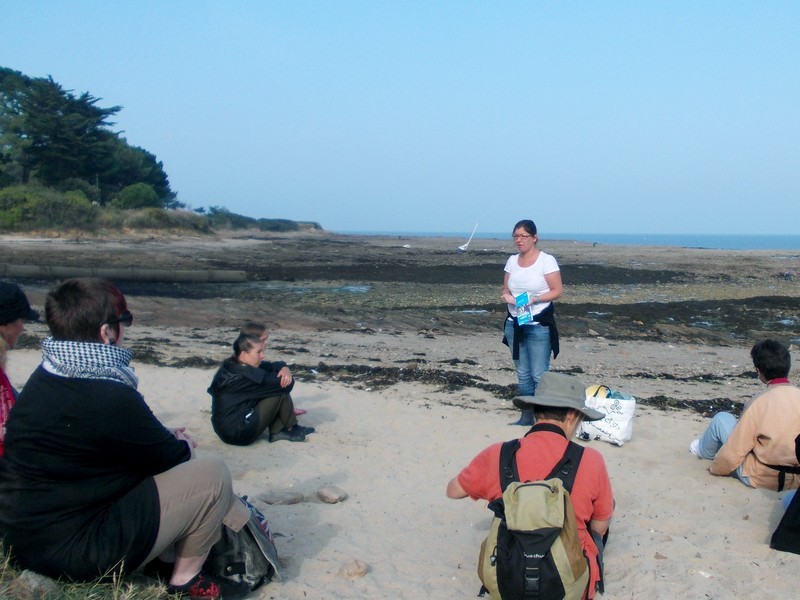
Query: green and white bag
[[578, 384, 635, 447]]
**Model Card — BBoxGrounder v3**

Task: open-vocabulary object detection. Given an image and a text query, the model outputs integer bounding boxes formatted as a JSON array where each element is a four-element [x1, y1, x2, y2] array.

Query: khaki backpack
[[478, 439, 589, 600]]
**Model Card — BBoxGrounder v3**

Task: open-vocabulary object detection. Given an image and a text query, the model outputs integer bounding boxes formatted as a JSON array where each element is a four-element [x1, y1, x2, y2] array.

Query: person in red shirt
[[0, 281, 39, 459], [447, 372, 614, 599]]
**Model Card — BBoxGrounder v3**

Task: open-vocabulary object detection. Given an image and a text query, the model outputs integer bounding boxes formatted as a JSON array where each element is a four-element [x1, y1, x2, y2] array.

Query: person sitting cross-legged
[[446, 372, 614, 599], [690, 338, 800, 491], [208, 332, 314, 445], [0, 278, 251, 600]]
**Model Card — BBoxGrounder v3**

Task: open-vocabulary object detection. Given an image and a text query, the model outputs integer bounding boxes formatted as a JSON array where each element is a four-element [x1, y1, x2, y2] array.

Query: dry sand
[[6, 337, 800, 599], [3, 231, 800, 598]]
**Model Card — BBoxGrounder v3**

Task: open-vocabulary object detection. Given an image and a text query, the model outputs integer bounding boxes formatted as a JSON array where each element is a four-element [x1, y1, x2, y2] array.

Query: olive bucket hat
[[512, 371, 605, 421]]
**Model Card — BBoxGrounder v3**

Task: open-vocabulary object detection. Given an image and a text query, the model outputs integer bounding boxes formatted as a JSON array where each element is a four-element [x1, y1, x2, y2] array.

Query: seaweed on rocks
[[293, 362, 518, 398], [638, 395, 743, 418]]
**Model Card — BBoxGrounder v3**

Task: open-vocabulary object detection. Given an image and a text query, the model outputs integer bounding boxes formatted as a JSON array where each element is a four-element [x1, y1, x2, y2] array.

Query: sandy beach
[[3, 231, 800, 598]]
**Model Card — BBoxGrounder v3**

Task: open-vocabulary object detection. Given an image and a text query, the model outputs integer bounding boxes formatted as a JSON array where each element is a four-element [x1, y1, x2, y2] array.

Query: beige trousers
[[139, 457, 249, 566]]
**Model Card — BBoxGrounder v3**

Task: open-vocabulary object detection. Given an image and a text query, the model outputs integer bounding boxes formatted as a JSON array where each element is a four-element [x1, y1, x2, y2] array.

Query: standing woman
[[501, 220, 563, 426], [0, 282, 39, 459]]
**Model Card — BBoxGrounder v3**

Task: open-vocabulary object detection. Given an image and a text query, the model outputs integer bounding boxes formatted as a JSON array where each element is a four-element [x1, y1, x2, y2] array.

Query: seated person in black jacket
[[208, 333, 314, 444], [241, 320, 308, 416], [0, 278, 251, 600]]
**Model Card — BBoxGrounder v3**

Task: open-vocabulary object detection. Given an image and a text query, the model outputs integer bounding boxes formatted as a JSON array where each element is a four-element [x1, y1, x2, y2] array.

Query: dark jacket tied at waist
[[502, 301, 560, 360]]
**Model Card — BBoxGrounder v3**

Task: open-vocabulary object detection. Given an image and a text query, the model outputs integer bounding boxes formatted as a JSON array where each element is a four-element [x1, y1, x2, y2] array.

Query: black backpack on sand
[[204, 496, 285, 591], [770, 433, 800, 554]]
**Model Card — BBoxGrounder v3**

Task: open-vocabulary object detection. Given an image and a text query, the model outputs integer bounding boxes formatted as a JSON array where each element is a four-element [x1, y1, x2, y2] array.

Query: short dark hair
[[751, 339, 791, 381], [232, 333, 262, 360], [513, 219, 537, 236], [45, 278, 127, 342], [531, 404, 573, 422]]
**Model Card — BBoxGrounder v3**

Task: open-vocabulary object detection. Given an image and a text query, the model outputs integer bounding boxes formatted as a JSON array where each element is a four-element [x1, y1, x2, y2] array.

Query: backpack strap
[[765, 463, 800, 492], [545, 441, 585, 493], [499, 439, 521, 492], [499, 437, 584, 493]]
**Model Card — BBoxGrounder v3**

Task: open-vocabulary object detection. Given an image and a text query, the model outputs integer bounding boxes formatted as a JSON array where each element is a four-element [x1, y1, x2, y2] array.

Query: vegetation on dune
[[0, 544, 179, 599], [0, 66, 320, 234]]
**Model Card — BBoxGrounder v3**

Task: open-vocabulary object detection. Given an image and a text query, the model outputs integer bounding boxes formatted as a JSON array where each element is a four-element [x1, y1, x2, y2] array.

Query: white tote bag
[[577, 384, 635, 446]]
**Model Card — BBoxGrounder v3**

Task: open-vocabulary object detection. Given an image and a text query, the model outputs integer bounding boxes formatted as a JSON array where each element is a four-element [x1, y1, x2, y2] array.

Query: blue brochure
[[515, 292, 533, 325]]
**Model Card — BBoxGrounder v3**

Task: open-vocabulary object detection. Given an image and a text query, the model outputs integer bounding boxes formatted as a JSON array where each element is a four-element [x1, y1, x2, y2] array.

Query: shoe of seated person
[[689, 438, 702, 458], [270, 427, 306, 442], [167, 571, 251, 600], [292, 424, 315, 436]]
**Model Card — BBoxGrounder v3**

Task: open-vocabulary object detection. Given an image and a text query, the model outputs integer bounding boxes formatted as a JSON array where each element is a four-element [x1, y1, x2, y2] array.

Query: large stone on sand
[[336, 558, 369, 579], [317, 485, 348, 504]]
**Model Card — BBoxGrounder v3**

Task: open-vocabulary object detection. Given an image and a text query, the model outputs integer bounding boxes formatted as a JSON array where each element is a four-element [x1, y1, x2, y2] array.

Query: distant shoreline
[[336, 230, 800, 251]]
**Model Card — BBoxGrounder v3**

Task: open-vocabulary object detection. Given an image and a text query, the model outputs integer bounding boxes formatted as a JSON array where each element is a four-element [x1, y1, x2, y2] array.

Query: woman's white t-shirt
[[504, 251, 560, 318]]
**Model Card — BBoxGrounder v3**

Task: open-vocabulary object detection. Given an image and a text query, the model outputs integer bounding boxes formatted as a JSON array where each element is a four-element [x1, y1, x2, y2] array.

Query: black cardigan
[[502, 301, 560, 360]]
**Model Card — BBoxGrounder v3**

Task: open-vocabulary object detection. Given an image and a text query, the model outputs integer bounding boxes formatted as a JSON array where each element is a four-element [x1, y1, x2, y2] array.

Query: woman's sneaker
[[292, 424, 315, 436], [270, 428, 306, 442], [167, 572, 251, 599], [689, 439, 702, 458]]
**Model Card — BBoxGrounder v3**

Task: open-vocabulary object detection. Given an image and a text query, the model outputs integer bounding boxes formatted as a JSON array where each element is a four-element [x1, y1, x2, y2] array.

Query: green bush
[[122, 208, 211, 232], [0, 185, 32, 229], [0, 185, 99, 230], [95, 207, 126, 229], [57, 178, 101, 204], [257, 218, 299, 232], [206, 207, 258, 229], [25, 189, 99, 230], [169, 209, 211, 232], [111, 183, 160, 209], [122, 207, 173, 228], [0, 183, 320, 234]]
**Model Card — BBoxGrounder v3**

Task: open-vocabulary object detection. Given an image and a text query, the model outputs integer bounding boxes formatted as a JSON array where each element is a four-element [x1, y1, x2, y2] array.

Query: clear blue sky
[[3, 1, 799, 236]]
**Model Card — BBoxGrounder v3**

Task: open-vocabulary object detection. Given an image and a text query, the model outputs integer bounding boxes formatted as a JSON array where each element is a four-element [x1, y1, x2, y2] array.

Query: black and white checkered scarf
[[41, 336, 139, 390]]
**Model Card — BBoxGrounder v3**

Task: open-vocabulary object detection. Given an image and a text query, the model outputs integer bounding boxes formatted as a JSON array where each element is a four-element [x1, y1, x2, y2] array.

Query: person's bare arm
[[446, 477, 468, 499], [542, 270, 564, 302], [501, 272, 515, 304], [590, 518, 609, 536]]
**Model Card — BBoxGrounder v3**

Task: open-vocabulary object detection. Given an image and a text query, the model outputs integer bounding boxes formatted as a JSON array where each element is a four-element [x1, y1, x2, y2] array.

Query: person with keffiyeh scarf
[[0, 278, 252, 600]]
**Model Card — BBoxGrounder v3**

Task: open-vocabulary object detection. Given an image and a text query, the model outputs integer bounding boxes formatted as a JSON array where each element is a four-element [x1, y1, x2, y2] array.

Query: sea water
[[548, 233, 800, 251], [340, 231, 800, 251]]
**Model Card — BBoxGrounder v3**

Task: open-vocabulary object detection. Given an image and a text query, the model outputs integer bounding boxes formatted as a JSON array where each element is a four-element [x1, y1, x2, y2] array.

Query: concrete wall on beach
[[0, 264, 247, 283]]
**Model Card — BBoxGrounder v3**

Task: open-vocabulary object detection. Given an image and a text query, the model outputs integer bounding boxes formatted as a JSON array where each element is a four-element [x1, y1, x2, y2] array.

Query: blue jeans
[[504, 318, 551, 397], [697, 412, 752, 487]]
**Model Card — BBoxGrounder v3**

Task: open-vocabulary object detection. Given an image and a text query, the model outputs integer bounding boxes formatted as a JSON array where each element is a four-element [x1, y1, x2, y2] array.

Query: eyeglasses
[[512, 234, 533, 240], [107, 310, 133, 327]]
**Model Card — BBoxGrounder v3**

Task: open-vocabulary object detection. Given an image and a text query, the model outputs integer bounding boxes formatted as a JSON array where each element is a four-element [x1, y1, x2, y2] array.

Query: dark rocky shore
[[6, 231, 797, 343], [3, 231, 799, 417]]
